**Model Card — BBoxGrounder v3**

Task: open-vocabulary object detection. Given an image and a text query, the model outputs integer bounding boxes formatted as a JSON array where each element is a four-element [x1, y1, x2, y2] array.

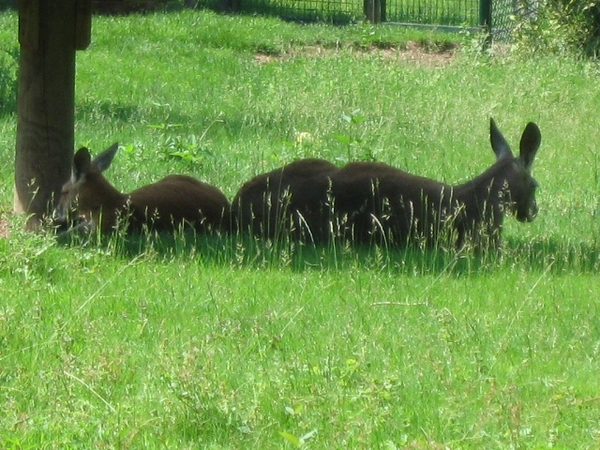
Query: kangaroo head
[[490, 118, 541, 222], [56, 143, 119, 227]]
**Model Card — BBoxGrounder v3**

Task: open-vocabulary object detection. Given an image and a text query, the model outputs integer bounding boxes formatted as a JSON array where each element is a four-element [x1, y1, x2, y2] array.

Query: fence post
[[15, 0, 85, 230], [479, 0, 492, 47], [364, 0, 382, 23]]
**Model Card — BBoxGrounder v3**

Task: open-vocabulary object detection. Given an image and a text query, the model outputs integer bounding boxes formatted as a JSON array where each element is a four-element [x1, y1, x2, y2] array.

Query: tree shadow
[[75, 99, 194, 127], [0, 0, 15, 12], [0, 47, 18, 117]]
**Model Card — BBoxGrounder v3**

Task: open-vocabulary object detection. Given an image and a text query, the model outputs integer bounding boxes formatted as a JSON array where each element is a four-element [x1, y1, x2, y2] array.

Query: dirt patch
[[254, 52, 280, 65], [383, 41, 457, 67], [0, 216, 9, 239], [254, 41, 458, 68]]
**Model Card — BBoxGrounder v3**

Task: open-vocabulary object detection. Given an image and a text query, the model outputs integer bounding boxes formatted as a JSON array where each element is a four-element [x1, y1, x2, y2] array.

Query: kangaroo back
[[288, 161, 454, 245], [128, 175, 230, 232], [232, 158, 338, 238]]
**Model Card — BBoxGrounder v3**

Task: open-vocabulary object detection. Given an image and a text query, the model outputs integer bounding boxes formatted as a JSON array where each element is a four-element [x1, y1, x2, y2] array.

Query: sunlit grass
[[2, 229, 600, 447]]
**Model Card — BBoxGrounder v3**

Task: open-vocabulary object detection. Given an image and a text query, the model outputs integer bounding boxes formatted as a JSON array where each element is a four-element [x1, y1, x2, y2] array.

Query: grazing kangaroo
[[233, 118, 541, 248], [55, 143, 231, 234]]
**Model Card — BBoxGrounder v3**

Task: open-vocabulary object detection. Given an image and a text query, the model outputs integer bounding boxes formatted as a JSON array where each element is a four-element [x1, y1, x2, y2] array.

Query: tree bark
[[14, 0, 78, 230]]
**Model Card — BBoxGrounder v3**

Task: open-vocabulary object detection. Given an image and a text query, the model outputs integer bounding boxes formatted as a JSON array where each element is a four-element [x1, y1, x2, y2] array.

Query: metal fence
[[236, 0, 363, 23], [202, 0, 518, 41], [385, 0, 480, 26], [490, 0, 518, 41]]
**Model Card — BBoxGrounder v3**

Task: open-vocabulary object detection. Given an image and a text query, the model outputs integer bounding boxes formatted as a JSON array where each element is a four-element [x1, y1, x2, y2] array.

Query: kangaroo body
[[56, 144, 230, 234], [233, 119, 542, 248]]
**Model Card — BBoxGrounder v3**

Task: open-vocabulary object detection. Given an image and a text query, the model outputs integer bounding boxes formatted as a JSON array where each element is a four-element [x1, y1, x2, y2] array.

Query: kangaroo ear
[[73, 147, 92, 182], [519, 122, 541, 171], [489, 118, 513, 160], [92, 142, 119, 173]]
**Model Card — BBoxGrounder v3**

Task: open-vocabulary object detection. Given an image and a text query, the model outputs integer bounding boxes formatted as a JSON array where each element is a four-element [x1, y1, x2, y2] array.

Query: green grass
[[1, 9, 600, 449]]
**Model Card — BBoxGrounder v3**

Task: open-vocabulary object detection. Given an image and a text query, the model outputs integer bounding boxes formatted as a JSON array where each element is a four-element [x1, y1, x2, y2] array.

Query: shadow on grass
[[505, 236, 600, 274], [0, 46, 18, 117], [0, 0, 15, 11], [75, 99, 195, 126], [55, 229, 600, 276], [170, 405, 250, 447], [76, 101, 145, 123]]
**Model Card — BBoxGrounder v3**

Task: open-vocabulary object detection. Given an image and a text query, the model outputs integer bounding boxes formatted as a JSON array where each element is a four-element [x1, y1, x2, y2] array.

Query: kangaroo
[[233, 118, 541, 248], [55, 143, 231, 234]]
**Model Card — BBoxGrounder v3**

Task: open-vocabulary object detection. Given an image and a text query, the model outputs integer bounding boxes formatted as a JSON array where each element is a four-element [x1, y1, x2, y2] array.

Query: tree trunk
[[14, 0, 78, 230]]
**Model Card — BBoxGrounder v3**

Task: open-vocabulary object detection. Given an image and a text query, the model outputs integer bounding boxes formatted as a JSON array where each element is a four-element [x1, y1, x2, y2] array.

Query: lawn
[[1, 9, 600, 449]]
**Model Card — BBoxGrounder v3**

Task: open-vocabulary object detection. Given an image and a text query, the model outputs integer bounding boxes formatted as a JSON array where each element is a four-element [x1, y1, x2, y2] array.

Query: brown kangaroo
[[233, 118, 541, 248], [55, 143, 231, 234]]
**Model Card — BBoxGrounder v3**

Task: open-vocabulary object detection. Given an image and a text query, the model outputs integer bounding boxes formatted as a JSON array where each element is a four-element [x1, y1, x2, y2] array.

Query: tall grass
[[1, 9, 600, 448]]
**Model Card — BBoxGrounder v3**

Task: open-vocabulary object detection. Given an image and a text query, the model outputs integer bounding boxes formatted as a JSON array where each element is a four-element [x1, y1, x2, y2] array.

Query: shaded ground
[[379, 41, 457, 67], [254, 41, 458, 68]]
